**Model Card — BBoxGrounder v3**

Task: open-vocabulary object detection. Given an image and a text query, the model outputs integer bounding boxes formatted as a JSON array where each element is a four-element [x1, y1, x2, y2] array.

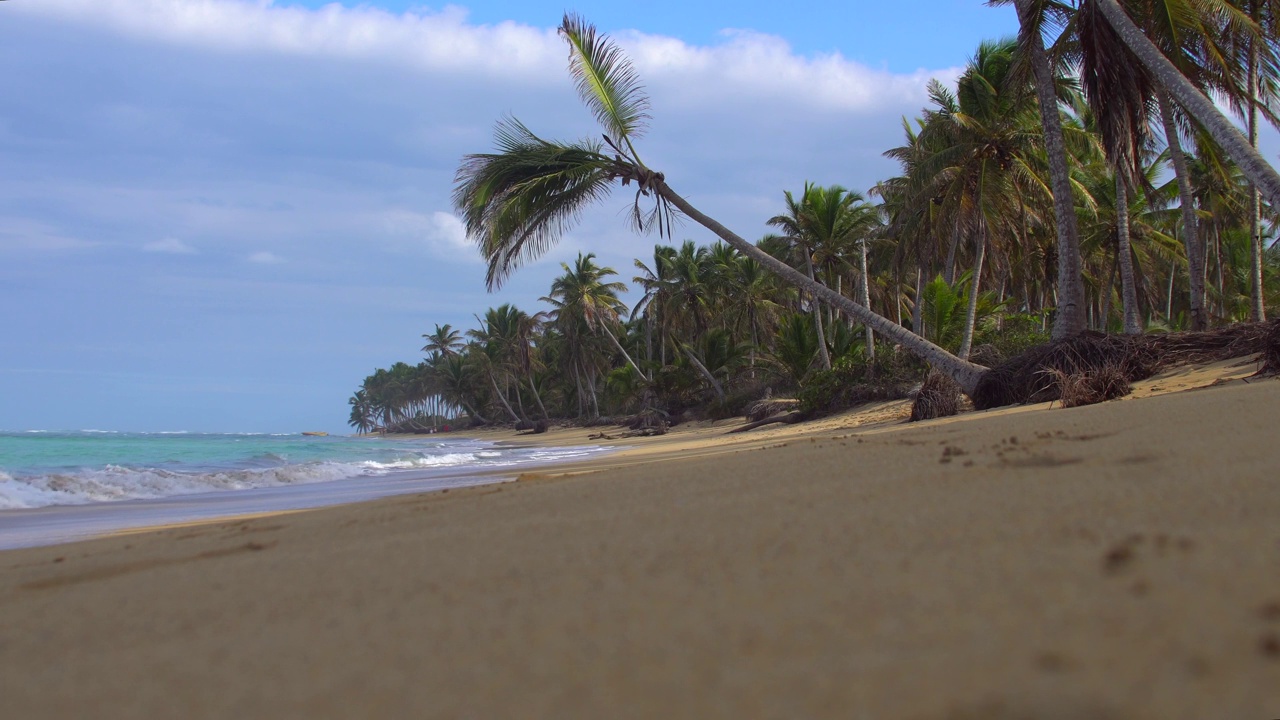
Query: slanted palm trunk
[[526, 377, 550, 419], [683, 347, 726, 402], [1158, 93, 1208, 330], [655, 181, 988, 396], [488, 372, 521, 423], [1115, 174, 1142, 334], [1094, 0, 1280, 207], [1018, 0, 1087, 340], [573, 364, 585, 418], [600, 324, 649, 381], [803, 250, 833, 371]]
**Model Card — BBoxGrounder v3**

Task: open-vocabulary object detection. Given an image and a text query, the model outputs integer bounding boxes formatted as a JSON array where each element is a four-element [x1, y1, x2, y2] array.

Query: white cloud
[[247, 251, 283, 264], [0, 219, 97, 252], [378, 209, 480, 263], [143, 237, 197, 254], [15, 0, 947, 114], [16, 0, 563, 82]]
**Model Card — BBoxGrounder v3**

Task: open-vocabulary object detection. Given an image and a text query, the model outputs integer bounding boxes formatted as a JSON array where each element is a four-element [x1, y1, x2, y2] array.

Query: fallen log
[[727, 411, 808, 434]]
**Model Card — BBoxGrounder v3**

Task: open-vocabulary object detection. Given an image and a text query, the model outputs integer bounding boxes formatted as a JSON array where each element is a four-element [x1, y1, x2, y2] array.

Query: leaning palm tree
[[1091, 0, 1280, 208], [454, 15, 988, 394]]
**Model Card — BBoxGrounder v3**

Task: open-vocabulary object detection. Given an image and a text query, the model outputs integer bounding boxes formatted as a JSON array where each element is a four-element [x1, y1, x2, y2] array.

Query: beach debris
[[1257, 320, 1280, 376], [968, 343, 1004, 368], [910, 371, 962, 421], [1047, 363, 1132, 408], [624, 426, 667, 437], [744, 398, 800, 422], [972, 319, 1280, 409], [727, 410, 809, 433], [627, 407, 669, 433]]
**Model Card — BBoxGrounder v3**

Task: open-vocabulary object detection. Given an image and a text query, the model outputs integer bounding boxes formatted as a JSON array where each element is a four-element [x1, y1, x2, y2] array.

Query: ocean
[[0, 430, 611, 549]]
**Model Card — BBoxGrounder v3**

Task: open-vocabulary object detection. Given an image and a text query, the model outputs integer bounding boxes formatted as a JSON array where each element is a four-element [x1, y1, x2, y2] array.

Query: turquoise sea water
[[0, 431, 611, 548]]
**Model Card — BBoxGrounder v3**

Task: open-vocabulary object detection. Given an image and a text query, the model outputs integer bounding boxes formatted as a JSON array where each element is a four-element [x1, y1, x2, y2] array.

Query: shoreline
[[3, 362, 1279, 716], [0, 354, 1263, 551]]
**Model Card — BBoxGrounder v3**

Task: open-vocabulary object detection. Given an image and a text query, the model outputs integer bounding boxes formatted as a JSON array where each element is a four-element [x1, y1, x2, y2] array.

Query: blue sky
[[0, 0, 1193, 433]]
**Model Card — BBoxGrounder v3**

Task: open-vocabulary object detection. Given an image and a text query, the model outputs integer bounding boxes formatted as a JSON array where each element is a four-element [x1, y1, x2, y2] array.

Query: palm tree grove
[[350, 3, 1280, 434]]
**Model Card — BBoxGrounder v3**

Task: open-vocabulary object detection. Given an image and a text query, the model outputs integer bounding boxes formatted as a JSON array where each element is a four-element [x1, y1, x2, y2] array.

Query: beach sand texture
[[3, 369, 1279, 718]]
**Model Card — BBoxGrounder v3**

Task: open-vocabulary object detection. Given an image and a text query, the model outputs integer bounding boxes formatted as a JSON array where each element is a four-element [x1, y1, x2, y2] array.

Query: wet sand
[[2, 364, 1279, 718]]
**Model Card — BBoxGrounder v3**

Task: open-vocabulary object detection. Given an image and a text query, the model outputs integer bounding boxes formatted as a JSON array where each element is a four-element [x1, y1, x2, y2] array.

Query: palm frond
[[559, 14, 652, 147], [453, 117, 615, 289]]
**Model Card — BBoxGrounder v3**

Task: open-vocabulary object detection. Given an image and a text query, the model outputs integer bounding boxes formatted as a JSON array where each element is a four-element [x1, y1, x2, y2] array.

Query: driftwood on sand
[[727, 411, 809, 434]]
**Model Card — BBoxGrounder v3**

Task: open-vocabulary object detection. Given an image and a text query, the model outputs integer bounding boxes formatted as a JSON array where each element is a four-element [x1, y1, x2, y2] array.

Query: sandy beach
[[3, 364, 1279, 718]]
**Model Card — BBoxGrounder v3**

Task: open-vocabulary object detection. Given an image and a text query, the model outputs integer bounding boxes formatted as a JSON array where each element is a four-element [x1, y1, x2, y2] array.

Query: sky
[[2, 0, 1032, 433]]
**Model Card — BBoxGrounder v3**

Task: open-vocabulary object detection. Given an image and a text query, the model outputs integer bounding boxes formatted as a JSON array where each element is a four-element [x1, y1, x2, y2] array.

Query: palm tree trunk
[[1115, 174, 1142, 334], [1094, 0, 1280, 207], [1158, 92, 1208, 330], [683, 346, 726, 402], [587, 370, 600, 418], [943, 223, 962, 285], [573, 363, 585, 418], [600, 324, 649, 380], [1214, 222, 1225, 319], [912, 261, 926, 338], [958, 229, 986, 360], [861, 237, 876, 362], [1099, 248, 1116, 331], [1248, 28, 1267, 321], [488, 372, 521, 423], [803, 250, 833, 370], [656, 181, 988, 395], [510, 378, 532, 423], [459, 398, 487, 425], [1018, 0, 1087, 340], [526, 377, 550, 419]]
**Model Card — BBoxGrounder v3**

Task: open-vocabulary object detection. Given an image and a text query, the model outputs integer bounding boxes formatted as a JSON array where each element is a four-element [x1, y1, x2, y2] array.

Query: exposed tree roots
[[1259, 321, 1280, 376], [972, 319, 1280, 410], [1047, 364, 1132, 408], [910, 370, 963, 422]]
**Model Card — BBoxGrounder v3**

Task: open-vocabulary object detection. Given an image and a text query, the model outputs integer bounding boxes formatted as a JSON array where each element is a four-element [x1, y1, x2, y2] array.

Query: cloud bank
[[0, 0, 972, 431]]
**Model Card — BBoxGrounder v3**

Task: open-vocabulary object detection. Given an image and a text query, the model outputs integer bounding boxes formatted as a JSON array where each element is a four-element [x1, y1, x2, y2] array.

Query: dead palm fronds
[[973, 319, 1280, 409], [911, 371, 963, 421]]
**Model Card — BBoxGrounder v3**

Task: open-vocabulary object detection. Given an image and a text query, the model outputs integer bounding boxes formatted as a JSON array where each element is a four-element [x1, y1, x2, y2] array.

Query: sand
[[3, 364, 1279, 718]]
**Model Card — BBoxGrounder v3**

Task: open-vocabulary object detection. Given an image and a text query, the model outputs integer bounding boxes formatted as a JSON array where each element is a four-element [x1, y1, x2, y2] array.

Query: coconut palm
[[347, 389, 376, 434], [911, 39, 1045, 358], [1091, 0, 1280, 227], [421, 323, 463, 357], [543, 252, 646, 381], [1224, 0, 1280, 319], [998, 0, 1090, 339], [454, 15, 987, 395]]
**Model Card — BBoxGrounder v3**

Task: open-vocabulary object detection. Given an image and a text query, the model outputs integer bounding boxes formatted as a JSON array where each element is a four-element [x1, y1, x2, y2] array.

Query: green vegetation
[[350, 7, 1280, 432]]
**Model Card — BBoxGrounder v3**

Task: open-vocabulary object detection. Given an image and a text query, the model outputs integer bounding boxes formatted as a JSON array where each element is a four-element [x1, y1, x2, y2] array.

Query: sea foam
[[0, 439, 609, 510]]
